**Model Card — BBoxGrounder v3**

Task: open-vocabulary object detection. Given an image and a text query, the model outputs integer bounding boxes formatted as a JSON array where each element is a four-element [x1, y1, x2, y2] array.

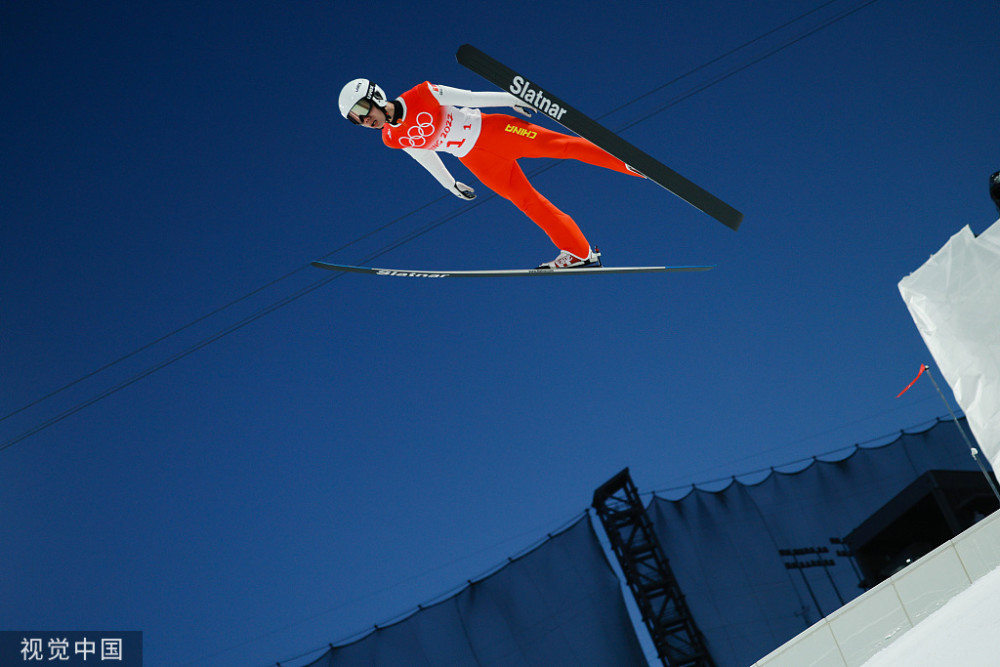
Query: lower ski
[[311, 261, 712, 278]]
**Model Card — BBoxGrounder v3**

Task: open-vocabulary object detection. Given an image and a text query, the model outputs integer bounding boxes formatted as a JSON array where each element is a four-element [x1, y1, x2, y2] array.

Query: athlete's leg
[[479, 114, 642, 177], [460, 148, 591, 258]]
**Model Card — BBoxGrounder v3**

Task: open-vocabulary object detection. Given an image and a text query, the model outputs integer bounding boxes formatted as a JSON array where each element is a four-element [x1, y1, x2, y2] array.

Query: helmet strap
[[386, 99, 403, 126]]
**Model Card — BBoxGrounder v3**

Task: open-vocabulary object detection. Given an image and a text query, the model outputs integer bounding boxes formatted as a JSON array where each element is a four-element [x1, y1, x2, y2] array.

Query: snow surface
[[860, 566, 1000, 667]]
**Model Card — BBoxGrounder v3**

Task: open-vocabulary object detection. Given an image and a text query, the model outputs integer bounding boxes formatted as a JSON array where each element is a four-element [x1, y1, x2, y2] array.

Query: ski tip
[[312, 260, 374, 274], [311, 260, 336, 270], [707, 207, 742, 231]]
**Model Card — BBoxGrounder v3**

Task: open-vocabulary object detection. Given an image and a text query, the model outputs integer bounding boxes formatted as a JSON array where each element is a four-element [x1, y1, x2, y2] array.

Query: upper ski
[[455, 44, 743, 231]]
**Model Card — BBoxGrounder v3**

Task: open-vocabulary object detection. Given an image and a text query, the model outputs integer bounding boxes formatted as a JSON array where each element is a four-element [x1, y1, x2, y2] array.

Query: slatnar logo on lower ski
[[508, 76, 567, 121], [375, 270, 447, 278]]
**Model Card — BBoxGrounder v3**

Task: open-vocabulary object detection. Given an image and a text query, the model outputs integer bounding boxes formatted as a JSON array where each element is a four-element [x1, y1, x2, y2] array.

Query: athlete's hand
[[512, 104, 533, 118], [453, 182, 476, 200]]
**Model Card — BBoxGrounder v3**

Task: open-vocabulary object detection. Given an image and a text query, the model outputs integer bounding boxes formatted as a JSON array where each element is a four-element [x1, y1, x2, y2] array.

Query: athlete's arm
[[403, 147, 476, 200], [431, 85, 532, 117]]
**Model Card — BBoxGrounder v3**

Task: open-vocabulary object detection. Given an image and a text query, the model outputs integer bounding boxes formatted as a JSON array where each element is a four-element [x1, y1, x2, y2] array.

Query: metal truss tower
[[592, 468, 715, 667]]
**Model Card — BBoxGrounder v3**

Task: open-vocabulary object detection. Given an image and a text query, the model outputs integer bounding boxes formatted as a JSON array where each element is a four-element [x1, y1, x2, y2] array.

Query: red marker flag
[[897, 364, 928, 398]]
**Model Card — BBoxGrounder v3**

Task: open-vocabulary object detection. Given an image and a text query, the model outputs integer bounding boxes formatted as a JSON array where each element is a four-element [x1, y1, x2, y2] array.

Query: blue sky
[[2, 1, 998, 665]]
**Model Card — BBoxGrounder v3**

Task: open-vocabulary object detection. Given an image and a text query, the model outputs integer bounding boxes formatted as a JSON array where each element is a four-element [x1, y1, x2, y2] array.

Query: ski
[[311, 260, 712, 278], [455, 44, 743, 231]]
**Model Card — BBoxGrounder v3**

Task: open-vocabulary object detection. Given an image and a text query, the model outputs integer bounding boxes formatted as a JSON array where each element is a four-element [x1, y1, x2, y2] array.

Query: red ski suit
[[382, 82, 639, 258]]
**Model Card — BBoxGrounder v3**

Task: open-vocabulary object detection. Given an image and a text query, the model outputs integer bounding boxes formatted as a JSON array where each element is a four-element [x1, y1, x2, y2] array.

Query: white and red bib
[[382, 82, 481, 158]]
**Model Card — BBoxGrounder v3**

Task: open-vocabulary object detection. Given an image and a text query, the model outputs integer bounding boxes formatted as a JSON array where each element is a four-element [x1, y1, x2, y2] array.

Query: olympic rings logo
[[398, 112, 436, 148]]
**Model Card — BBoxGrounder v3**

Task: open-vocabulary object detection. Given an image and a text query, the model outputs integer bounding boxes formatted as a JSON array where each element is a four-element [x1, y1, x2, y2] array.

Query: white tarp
[[898, 218, 1000, 471]]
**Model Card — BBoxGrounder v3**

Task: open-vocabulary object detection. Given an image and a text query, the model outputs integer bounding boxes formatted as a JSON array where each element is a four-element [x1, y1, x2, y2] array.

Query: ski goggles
[[347, 98, 375, 125]]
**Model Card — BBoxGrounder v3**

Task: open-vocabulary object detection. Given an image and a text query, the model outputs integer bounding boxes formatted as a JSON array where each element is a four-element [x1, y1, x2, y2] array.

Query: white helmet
[[339, 78, 387, 124]]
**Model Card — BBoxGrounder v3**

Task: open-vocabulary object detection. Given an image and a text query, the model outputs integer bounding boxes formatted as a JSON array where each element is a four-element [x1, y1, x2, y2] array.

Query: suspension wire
[[0, 273, 342, 453], [0, 178, 530, 453], [615, 0, 883, 135], [2, 0, 881, 454], [597, 0, 845, 121], [0, 196, 449, 428], [0, 266, 311, 425]]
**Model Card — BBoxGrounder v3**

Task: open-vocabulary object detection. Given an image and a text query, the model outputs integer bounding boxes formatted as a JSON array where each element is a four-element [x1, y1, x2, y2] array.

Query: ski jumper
[[382, 82, 640, 259]]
